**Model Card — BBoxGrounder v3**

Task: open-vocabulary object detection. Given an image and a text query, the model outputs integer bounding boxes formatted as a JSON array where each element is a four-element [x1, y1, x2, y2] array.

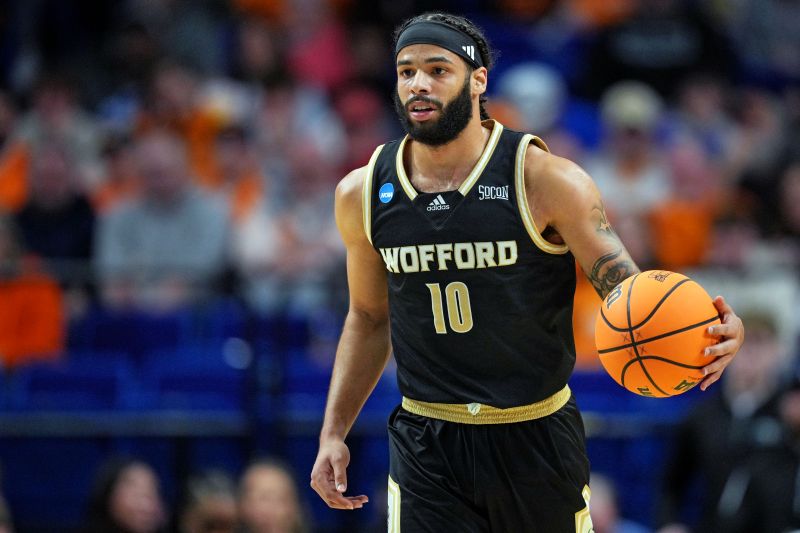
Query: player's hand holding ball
[[595, 270, 744, 397]]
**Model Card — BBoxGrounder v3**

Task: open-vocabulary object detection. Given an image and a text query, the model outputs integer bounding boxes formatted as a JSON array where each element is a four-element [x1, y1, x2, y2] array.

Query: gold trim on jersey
[[387, 476, 401, 533], [458, 120, 504, 196], [514, 134, 570, 255], [575, 484, 593, 532], [401, 384, 570, 424], [395, 135, 417, 200], [394, 120, 504, 202], [362, 144, 385, 245]]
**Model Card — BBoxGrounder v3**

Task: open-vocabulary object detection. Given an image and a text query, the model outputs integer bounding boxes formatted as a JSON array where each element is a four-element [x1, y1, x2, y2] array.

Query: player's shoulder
[[334, 165, 370, 244], [335, 165, 369, 209], [521, 142, 602, 222], [336, 137, 397, 207], [523, 143, 598, 200]]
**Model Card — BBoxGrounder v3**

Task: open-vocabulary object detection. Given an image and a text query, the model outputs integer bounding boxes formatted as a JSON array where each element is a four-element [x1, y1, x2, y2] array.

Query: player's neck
[[408, 118, 490, 192]]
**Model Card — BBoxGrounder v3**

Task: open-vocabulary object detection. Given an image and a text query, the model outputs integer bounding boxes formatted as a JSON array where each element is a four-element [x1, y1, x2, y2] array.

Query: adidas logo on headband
[[395, 20, 484, 68], [461, 45, 475, 61]]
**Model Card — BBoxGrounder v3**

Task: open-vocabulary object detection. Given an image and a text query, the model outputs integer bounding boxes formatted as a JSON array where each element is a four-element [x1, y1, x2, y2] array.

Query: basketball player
[[310, 12, 745, 532]]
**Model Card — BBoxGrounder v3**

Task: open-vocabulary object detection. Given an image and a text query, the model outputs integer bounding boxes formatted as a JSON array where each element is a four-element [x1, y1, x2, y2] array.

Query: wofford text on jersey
[[378, 240, 518, 273]]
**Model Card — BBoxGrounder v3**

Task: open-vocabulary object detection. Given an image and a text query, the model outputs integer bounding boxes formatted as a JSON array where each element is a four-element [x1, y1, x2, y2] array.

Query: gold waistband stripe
[[401, 385, 571, 425]]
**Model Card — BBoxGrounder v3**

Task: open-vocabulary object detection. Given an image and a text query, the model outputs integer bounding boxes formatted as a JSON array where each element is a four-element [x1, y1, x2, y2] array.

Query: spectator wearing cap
[[493, 62, 584, 162], [584, 80, 671, 268]]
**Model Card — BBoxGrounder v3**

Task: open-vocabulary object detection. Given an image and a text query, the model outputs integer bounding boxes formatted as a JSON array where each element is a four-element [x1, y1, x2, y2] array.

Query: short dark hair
[[393, 12, 495, 120]]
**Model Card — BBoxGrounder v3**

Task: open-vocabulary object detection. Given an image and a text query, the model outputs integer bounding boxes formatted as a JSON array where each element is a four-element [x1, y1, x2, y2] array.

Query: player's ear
[[471, 67, 487, 95]]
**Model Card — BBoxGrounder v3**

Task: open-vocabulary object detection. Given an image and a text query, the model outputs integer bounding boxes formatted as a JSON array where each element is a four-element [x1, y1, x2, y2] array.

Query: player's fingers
[[322, 494, 368, 510], [345, 495, 370, 509], [705, 339, 739, 357], [332, 454, 349, 494], [706, 322, 735, 338], [310, 466, 353, 509], [711, 296, 745, 346], [325, 495, 369, 510], [702, 353, 733, 375], [700, 370, 722, 391], [316, 481, 357, 509], [712, 295, 733, 317], [326, 499, 357, 510]]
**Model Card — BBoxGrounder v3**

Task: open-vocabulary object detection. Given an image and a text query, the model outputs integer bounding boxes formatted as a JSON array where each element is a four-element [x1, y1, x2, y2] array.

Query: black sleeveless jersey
[[364, 121, 576, 408]]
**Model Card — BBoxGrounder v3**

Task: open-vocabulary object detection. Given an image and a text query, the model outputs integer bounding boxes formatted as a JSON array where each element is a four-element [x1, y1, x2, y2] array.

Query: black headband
[[395, 20, 484, 69]]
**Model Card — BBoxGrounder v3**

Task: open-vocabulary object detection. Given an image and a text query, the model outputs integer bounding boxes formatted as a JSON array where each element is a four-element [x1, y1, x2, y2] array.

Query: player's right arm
[[310, 166, 391, 510]]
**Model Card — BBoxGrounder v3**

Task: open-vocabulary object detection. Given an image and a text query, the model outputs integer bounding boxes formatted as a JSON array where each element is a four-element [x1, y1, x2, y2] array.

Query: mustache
[[405, 95, 443, 109]]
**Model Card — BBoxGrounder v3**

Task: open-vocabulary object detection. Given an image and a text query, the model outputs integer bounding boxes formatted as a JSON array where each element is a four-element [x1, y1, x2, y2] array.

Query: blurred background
[[0, 0, 798, 531]]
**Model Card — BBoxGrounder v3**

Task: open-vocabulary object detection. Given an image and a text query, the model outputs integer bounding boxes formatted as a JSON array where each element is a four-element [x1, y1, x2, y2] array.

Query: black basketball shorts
[[386, 396, 591, 532]]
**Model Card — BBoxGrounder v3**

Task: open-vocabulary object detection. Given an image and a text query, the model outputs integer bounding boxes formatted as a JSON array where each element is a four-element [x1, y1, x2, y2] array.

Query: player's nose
[[409, 71, 432, 94]]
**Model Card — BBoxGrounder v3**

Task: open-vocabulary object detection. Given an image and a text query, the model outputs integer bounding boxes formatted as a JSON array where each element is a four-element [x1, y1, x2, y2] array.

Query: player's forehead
[[396, 44, 464, 68]]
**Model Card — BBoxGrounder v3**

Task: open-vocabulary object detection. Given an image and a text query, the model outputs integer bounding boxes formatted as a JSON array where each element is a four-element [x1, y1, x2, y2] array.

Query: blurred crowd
[[0, 0, 799, 531], [0, 0, 798, 366], [80, 456, 309, 533]]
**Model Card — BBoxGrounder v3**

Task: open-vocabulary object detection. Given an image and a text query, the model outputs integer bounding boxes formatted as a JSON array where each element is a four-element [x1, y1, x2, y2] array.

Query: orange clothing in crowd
[[649, 198, 716, 271], [197, 169, 264, 224], [0, 142, 30, 213], [0, 264, 64, 368], [484, 101, 527, 132], [91, 177, 141, 215], [136, 109, 224, 185], [573, 269, 602, 369], [570, 0, 635, 28], [226, 173, 263, 224], [233, 0, 286, 21]]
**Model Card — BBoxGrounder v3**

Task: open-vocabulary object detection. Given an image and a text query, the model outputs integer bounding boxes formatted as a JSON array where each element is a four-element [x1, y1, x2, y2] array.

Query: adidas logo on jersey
[[427, 194, 450, 211]]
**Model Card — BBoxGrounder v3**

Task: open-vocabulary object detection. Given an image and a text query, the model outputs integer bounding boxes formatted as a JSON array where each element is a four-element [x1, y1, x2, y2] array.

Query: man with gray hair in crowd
[[95, 130, 230, 311]]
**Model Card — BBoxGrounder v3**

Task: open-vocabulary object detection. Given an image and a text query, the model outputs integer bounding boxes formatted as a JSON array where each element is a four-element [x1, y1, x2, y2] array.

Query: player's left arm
[[524, 147, 638, 299], [525, 147, 744, 390]]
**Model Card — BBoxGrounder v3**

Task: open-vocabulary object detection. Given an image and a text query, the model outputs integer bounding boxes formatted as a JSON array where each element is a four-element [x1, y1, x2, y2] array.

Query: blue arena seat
[[69, 307, 193, 359], [7, 353, 133, 411], [196, 298, 249, 345], [141, 345, 250, 411]]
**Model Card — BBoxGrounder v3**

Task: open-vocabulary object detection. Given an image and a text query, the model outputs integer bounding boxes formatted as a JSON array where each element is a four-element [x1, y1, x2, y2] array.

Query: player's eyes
[[399, 69, 414, 78], [433, 67, 447, 75]]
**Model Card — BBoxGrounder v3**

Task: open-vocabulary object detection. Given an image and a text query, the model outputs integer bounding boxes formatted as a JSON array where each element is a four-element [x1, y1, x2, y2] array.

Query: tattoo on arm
[[588, 248, 639, 299], [585, 203, 638, 298], [592, 205, 614, 237]]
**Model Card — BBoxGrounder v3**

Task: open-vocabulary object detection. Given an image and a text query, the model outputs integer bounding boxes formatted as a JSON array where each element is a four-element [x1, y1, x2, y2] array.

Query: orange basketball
[[594, 270, 721, 398]]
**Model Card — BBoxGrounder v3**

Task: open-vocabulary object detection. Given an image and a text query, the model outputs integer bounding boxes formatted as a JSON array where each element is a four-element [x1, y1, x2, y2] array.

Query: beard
[[393, 76, 473, 147]]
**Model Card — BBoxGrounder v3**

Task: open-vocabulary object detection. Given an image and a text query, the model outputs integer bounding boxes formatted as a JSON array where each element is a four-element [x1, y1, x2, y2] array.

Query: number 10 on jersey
[[426, 282, 473, 334]]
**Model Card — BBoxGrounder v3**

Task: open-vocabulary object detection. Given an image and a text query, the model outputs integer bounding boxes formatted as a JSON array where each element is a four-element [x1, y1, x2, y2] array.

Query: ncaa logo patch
[[379, 182, 394, 204]]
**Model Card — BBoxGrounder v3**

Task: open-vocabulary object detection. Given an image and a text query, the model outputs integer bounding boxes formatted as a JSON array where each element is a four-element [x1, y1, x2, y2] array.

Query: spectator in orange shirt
[[204, 124, 265, 225], [0, 214, 64, 369], [136, 61, 223, 182], [0, 90, 29, 214]]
